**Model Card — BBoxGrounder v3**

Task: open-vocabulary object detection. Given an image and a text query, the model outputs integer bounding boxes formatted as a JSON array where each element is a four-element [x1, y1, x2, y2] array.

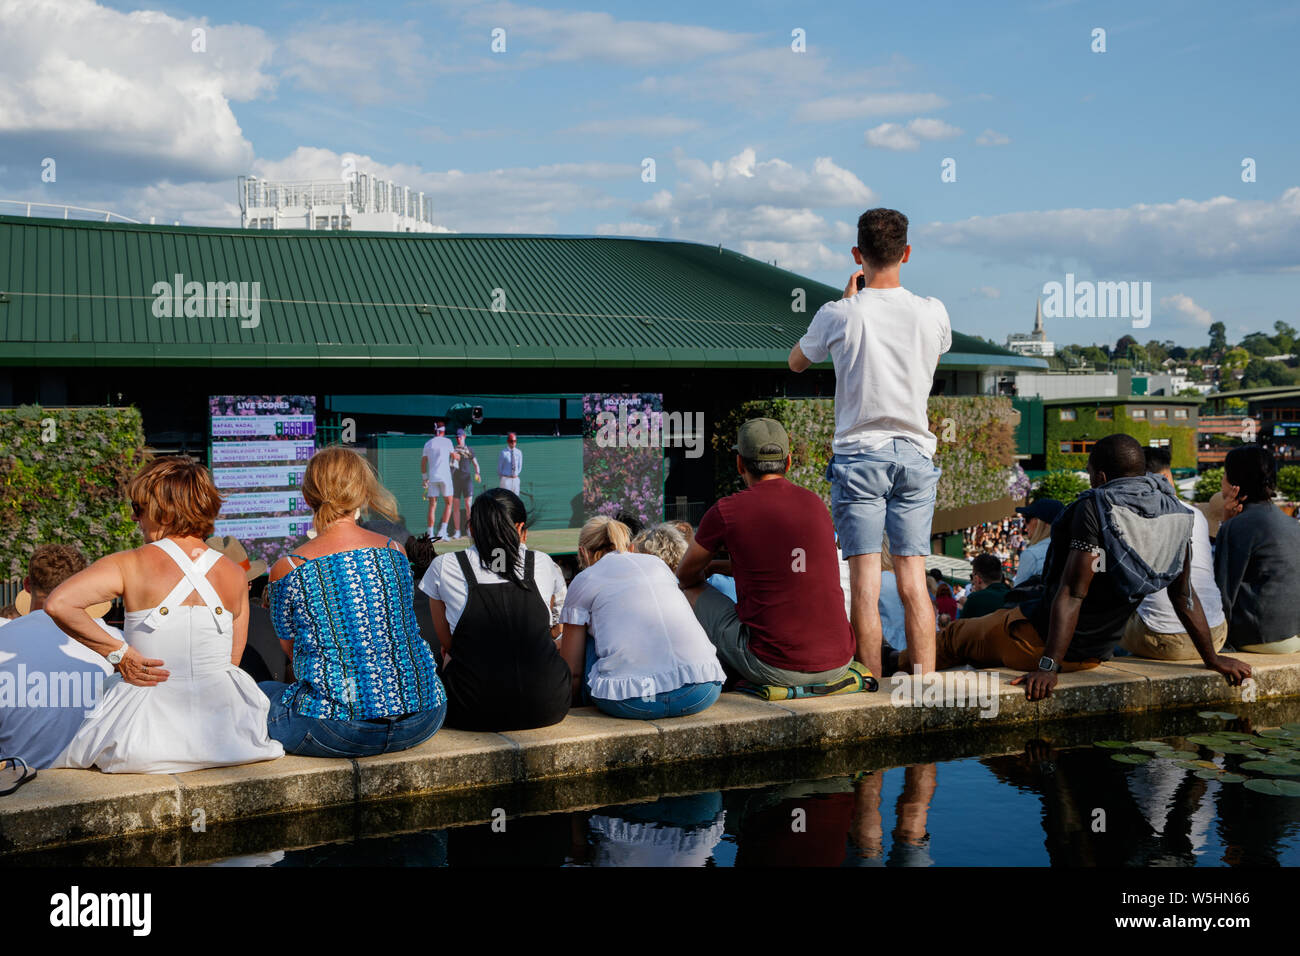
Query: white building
[[238, 172, 439, 232], [1005, 299, 1056, 358]]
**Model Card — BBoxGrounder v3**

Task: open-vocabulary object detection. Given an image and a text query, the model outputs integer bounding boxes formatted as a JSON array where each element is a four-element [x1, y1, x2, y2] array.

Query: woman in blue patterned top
[[258, 446, 446, 757]]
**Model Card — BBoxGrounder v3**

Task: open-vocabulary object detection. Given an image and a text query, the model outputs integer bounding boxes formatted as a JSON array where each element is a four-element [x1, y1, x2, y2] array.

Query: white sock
[[439, 523, 448, 535]]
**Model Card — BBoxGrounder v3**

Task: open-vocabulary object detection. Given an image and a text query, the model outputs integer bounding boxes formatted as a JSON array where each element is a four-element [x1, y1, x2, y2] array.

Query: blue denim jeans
[[258, 681, 446, 758], [827, 439, 941, 557], [582, 637, 722, 720]]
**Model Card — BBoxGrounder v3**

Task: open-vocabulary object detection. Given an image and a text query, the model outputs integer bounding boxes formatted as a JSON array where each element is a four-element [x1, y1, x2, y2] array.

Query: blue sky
[[1, 0, 1297, 350]]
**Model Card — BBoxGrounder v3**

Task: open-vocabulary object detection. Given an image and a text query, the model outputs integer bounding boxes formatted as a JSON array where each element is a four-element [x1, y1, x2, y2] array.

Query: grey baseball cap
[[732, 418, 790, 461]]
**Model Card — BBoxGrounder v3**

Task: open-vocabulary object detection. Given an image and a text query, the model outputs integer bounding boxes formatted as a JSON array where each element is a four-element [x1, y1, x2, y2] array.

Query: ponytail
[[578, 515, 631, 567], [469, 488, 528, 588]]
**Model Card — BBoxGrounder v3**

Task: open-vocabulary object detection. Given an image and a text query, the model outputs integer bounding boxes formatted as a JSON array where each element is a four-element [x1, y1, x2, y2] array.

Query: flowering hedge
[[713, 396, 1017, 511], [0, 406, 148, 579]]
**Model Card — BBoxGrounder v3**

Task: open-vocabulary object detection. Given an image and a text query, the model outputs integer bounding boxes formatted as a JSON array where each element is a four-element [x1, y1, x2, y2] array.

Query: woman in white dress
[[46, 457, 283, 773]]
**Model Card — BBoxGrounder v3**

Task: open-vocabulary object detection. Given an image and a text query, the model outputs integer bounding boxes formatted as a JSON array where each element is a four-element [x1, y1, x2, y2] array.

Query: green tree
[[1033, 470, 1091, 504], [1221, 347, 1251, 383], [1275, 321, 1297, 355], [1242, 332, 1275, 356], [1209, 322, 1228, 356], [1082, 346, 1108, 366], [1194, 467, 1224, 503], [1177, 387, 1204, 398], [1278, 465, 1300, 502]]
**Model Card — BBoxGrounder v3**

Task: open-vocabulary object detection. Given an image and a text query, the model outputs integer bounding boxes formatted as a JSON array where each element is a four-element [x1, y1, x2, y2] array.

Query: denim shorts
[[826, 439, 941, 558]]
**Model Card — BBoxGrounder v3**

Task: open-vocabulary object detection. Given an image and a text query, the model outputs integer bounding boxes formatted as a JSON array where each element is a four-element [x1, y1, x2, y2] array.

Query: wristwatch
[[106, 642, 127, 667], [1037, 655, 1060, 673]]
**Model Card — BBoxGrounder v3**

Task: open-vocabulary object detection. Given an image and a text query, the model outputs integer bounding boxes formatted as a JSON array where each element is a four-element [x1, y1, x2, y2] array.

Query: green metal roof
[[1041, 394, 1205, 405], [0, 215, 1044, 370]]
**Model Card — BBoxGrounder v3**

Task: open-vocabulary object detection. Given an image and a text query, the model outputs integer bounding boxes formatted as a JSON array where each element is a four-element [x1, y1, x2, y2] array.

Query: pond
[[11, 699, 1300, 867]]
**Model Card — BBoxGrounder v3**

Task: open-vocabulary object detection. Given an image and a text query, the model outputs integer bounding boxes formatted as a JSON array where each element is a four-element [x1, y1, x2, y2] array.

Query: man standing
[[498, 432, 523, 494], [450, 428, 481, 540], [422, 423, 456, 540], [788, 208, 951, 678], [676, 419, 855, 688], [0, 545, 116, 768]]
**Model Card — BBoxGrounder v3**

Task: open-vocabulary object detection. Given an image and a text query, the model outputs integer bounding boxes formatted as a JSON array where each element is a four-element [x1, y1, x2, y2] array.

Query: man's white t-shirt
[[798, 286, 952, 458], [419, 543, 567, 631], [422, 435, 455, 487], [0, 610, 117, 769], [1138, 503, 1225, 633]]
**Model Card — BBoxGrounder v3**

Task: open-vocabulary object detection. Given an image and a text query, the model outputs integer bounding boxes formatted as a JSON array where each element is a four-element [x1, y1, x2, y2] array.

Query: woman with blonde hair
[[259, 446, 445, 757], [48, 456, 283, 772], [1011, 499, 1064, 586], [632, 523, 689, 572], [561, 516, 725, 720]]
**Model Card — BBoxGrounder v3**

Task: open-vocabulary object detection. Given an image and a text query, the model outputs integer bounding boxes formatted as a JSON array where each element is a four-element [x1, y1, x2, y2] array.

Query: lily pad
[[1217, 732, 1255, 741], [1111, 753, 1150, 765], [1132, 741, 1169, 752], [1094, 740, 1131, 749], [1242, 779, 1300, 796], [1282, 723, 1300, 734], [1186, 735, 1230, 747], [1240, 760, 1300, 775], [1195, 769, 1226, 780], [1257, 728, 1295, 739], [1217, 773, 1248, 784], [1174, 760, 1206, 771], [1198, 711, 1238, 720], [1214, 744, 1258, 755], [1194, 760, 1220, 770], [1278, 780, 1300, 796]]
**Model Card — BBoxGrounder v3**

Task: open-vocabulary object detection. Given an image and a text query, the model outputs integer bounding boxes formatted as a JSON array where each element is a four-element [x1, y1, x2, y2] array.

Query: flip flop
[[0, 756, 37, 796]]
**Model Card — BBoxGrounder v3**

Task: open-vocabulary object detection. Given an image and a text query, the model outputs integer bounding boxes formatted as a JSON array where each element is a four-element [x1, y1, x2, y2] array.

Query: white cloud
[[1161, 294, 1213, 327], [281, 20, 431, 105], [440, 0, 750, 66], [865, 117, 963, 151], [920, 188, 1300, 278], [797, 92, 948, 123], [0, 0, 273, 183], [594, 222, 660, 237], [973, 286, 1002, 299], [976, 128, 1011, 146], [622, 148, 870, 267]]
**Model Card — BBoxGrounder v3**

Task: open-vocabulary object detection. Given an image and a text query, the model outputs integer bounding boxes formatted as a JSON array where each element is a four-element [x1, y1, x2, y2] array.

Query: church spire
[[1033, 297, 1044, 339]]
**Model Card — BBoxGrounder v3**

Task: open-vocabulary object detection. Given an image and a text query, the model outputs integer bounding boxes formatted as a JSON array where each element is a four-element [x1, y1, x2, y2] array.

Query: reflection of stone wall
[[714, 396, 1018, 513], [0, 405, 147, 579]]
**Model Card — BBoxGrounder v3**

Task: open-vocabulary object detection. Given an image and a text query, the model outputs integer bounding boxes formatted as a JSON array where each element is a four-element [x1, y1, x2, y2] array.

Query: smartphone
[[856, 274, 866, 291]]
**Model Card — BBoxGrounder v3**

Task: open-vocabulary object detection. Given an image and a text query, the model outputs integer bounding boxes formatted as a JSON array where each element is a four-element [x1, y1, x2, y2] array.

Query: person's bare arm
[[560, 622, 587, 700], [1169, 541, 1250, 685], [788, 343, 812, 373], [429, 599, 454, 657], [231, 582, 249, 666], [677, 540, 716, 589], [46, 553, 170, 686], [1012, 548, 1095, 700]]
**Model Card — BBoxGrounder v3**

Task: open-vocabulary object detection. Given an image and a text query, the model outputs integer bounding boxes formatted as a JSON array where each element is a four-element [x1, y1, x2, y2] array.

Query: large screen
[[209, 395, 316, 568], [582, 392, 665, 529]]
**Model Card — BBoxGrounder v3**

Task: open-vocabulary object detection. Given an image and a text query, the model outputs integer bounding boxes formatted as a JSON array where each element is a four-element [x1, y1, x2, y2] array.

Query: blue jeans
[[582, 636, 722, 719], [258, 681, 446, 758], [593, 681, 722, 720], [827, 439, 941, 558]]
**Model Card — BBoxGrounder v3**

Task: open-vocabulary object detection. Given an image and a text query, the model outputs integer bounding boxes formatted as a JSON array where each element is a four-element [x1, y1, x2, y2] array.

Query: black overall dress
[[442, 549, 572, 732]]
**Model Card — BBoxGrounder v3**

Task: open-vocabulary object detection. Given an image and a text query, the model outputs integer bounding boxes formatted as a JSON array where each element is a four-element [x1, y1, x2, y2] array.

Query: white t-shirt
[[422, 435, 455, 486], [798, 286, 952, 458], [0, 610, 118, 769], [560, 551, 725, 700], [1138, 503, 1225, 632], [420, 543, 566, 632]]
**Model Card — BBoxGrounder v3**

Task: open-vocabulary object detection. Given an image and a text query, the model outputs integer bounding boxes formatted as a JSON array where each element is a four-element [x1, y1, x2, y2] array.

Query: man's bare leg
[[846, 552, 884, 678], [894, 554, 936, 673]]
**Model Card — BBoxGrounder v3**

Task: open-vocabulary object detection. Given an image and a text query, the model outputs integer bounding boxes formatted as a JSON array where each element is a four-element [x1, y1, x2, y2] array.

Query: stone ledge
[[2, 651, 1297, 855]]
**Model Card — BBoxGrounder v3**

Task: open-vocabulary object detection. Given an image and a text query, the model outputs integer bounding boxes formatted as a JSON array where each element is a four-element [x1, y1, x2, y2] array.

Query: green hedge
[[0, 406, 147, 579], [713, 396, 1017, 511], [1046, 405, 1197, 470]]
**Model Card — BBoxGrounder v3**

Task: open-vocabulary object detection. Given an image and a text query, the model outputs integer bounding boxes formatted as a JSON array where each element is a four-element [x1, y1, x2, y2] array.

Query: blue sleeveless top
[[270, 545, 444, 720]]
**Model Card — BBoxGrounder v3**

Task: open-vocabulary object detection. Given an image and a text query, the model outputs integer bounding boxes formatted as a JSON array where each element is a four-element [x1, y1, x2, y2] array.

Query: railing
[[0, 199, 141, 224]]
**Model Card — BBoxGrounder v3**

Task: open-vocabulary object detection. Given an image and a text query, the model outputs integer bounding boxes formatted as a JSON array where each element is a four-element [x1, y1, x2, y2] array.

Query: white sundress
[[56, 539, 284, 773]]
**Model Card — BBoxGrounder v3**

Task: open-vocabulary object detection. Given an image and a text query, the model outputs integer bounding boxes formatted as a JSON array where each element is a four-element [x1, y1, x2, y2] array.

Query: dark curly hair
[[856, 208, 909, 269], [1224, 444, 1275, 505]]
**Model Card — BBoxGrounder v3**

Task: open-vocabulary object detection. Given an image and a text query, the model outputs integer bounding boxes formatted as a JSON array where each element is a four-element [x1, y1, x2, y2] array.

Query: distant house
[[1044, 395, 1201, 471]]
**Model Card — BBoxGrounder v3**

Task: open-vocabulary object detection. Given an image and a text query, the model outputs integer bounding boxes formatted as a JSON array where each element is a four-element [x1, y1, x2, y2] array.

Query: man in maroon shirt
[[677, 418, 855, 686]]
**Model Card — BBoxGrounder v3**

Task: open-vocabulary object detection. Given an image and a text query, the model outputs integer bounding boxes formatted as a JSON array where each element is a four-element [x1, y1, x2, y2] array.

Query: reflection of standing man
[[423, 423, 456, 540], [498, 432, 523, 494], [451, 428, 480, 540]]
